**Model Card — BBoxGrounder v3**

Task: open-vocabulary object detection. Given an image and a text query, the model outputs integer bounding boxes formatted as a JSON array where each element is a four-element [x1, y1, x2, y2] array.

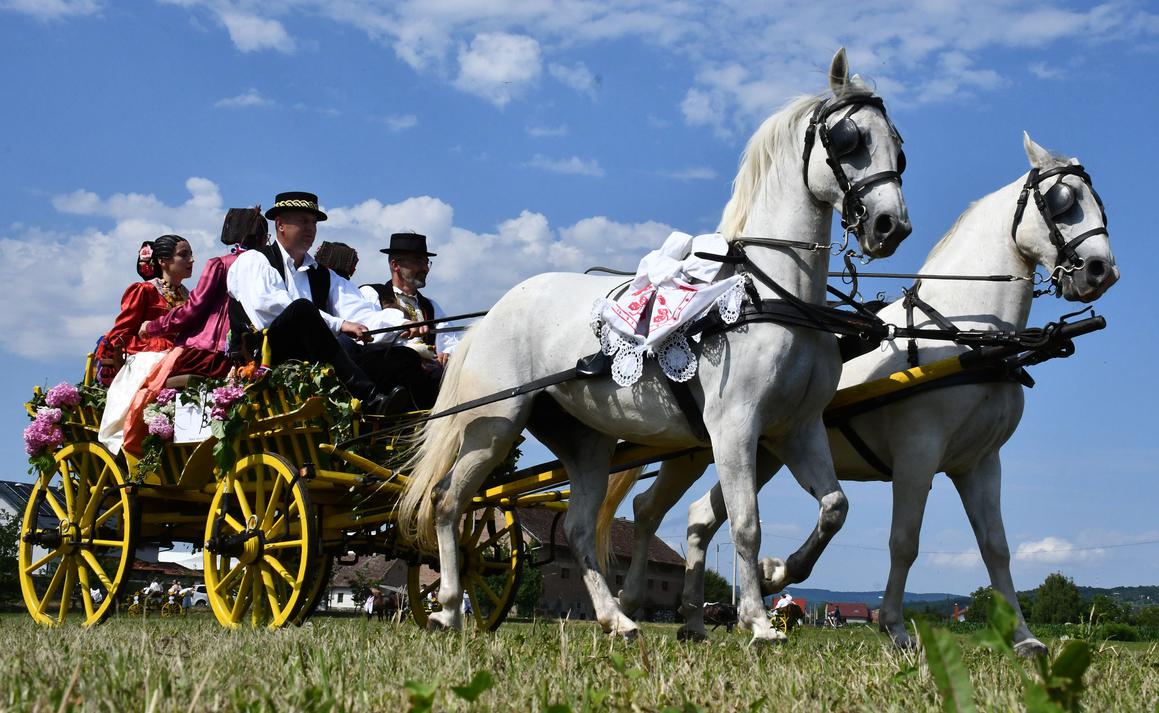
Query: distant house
[[826, 602, 872, 624], [326, 557, 411, 611], [518, 508, 685, 622], [0, 479, 158, 563]]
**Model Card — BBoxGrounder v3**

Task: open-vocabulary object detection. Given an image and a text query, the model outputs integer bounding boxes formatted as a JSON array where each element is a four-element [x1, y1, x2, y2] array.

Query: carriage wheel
[[202, 453, 315, 629], [18, 442, 137, 627], [407, 504, 523, 631], [161, 601, 183, 618], [290, 554, 333, 626]]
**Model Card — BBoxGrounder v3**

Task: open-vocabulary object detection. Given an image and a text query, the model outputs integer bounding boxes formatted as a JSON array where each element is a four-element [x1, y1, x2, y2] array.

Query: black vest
[[361, 283, 436, 347], [228, 244, 332, 357]]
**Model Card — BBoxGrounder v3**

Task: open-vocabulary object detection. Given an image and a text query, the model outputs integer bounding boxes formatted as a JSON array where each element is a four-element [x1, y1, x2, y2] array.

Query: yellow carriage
[[17, 352, 642, 631]]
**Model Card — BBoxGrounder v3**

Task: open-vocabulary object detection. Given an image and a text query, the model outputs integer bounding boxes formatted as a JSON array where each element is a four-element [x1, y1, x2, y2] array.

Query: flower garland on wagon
[[23, 362, 361, 480], [23, 382, 105, 475]]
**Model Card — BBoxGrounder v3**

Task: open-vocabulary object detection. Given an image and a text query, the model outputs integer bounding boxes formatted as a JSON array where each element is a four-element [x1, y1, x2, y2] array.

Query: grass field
[[0, 612, 1156, 712]]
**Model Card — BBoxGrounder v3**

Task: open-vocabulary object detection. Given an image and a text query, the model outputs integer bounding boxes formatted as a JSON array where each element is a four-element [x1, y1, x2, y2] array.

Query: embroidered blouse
[[103, 281, 182, 355]]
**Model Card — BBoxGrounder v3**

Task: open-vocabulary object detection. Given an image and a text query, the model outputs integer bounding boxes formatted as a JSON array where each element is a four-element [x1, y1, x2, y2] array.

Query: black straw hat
[[265, 191, 328, 221], [380, 232, 436, 257]]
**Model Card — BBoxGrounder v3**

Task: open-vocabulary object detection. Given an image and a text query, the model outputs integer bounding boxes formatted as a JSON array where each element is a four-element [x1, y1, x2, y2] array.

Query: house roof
[[826, 602, 870, 618], [517, 507, 684, 567], [331, 556, 407, 587], [129, 559, 201, 578], [0, 479, 57, 521]]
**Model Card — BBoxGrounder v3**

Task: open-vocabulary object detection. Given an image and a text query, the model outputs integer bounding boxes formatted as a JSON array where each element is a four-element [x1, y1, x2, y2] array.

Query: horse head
[[803, 48, 912, 259], [1017, 132, 1118, 302]]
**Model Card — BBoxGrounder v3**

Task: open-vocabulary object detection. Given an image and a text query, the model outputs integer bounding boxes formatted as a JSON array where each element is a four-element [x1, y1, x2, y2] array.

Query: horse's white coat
[[395, 49, 910, 642], [614, 134, 1118, 653]]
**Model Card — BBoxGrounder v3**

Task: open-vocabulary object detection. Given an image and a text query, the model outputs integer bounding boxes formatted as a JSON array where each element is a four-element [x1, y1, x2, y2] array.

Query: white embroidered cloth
[[591, 231, 744, 386]]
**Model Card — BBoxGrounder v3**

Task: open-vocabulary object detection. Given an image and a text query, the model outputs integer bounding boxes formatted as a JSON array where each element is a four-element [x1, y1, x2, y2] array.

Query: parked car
[[190, 584, 209, 607]]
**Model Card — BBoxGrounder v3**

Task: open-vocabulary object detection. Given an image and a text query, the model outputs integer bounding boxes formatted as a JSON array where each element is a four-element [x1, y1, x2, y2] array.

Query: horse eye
[[1044, 183, 1076, 220], [827, 117, 860, 157], [896, 151, 907, 174]]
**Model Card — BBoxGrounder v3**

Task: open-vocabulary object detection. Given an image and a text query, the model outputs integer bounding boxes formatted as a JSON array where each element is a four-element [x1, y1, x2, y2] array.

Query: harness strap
[[666, 378, 710, 443], [833, 421, 893, 478]]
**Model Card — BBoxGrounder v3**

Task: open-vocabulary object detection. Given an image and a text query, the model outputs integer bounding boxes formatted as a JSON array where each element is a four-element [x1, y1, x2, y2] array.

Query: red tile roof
[[517, 508, 684, 567]]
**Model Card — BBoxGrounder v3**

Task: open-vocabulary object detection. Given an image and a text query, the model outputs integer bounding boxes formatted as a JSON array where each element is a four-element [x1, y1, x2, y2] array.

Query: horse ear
[[829, 48, 849, 94], [1023, 131, 1052, 168]]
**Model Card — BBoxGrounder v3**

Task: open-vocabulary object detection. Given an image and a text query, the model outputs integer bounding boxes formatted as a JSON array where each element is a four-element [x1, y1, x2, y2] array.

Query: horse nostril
[[874, 214, 895, 239], [1087, 259, 1106, 277]]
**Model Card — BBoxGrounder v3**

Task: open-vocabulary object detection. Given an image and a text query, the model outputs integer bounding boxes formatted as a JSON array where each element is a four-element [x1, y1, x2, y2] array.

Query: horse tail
[[595, 465, 644, 571], [396, 326, 478, 549]]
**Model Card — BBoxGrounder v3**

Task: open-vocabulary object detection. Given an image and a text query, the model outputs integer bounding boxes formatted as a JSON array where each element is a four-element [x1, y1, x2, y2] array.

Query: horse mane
[[717, 82, 876, 240], [924, 201, 980, 263]]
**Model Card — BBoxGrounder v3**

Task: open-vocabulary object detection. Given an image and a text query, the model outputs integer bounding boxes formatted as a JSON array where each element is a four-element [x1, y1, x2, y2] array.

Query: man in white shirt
[[227, 191, 413, 412], [360, 232, 458, 408]]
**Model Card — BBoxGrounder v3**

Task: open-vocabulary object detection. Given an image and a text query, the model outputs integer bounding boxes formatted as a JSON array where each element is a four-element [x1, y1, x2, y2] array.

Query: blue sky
[[1, 0, 1156, 595]]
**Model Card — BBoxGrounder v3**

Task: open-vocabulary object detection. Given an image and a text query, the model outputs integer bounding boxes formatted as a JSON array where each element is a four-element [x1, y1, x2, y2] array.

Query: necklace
[[153, 278, 189, 308]]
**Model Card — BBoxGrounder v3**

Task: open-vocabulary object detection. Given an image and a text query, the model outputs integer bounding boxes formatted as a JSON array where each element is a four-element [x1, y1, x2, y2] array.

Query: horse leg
[[529, 414, 637, 638], [619, 451, 713, 617], [877, 451, 940, 649], [679, 446, 781, 641], [760, 419, 847, 592], [950, 452, 1046, 657], [711, 435, 783, 644], [428, 413, 528, 630]]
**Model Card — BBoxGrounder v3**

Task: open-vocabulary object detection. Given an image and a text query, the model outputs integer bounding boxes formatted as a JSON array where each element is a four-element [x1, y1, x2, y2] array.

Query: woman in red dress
[[138, 206, 268, 365], [98, 234, 198, 454]]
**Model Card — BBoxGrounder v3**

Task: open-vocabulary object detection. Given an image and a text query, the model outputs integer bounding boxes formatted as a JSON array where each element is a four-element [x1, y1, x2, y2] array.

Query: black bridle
[[1011, 164, 1108, 285], [802, 93, 906, 236]]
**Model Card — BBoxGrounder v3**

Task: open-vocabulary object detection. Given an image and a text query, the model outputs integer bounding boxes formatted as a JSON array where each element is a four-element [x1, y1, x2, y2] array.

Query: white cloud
[[527, 124, 568, 138], [454, 32, 542, 107], [383, 114, 418, 131], [214, 88, 273, 109], [0, 0, 98, 20], [1015, 536, 1104, 564], [161, 1, 1159, 129], [928, 551, 984, 569], [1028, 61, 1063, 80], [526, 154, 604, 177], [0, 178, 683, 357], [656, 167, 718, 181], [220, 11, 295, 53], [548, 61, 599, 99]]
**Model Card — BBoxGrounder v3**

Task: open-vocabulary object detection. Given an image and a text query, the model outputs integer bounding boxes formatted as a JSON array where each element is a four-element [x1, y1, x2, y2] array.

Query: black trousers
[[265, 299, 378, 401], [356, 346, 442, 409]]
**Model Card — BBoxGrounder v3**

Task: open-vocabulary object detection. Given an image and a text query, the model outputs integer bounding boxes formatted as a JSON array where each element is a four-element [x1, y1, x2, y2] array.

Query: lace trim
[[592, 281, 748, 387], [717, 279, 745, 325], [600, 324, 646, 387], [656, 330, 697, 382]]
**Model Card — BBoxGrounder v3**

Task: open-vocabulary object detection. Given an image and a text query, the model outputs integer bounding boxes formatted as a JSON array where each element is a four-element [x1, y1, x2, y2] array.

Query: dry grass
[[0, 613, 1156, 712]]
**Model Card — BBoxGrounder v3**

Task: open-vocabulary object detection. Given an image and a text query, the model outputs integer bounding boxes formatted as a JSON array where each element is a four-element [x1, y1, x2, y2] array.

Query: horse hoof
[[758, 557, 789, 595], [890, 632, 916, 650], [1014, 638, 1048, 658], [621, 628, 641, 642], [676, 627, 707, 643]]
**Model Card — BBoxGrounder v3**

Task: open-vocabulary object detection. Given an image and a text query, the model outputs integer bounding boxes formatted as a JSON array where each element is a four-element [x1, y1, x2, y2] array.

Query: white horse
[[396, 48, 911, 643], [600, 133, 1117, 654]]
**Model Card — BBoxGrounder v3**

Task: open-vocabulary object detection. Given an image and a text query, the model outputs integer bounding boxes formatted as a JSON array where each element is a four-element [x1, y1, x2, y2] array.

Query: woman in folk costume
[[113, 209, 271, 456], [97, 234, 197, 455]]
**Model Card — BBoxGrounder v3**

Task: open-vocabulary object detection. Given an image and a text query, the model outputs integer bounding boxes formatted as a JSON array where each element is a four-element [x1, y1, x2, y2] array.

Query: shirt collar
[[276, 240, 319, 272]]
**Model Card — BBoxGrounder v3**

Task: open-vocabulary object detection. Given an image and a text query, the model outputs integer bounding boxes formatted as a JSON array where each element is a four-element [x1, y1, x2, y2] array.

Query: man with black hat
[[227, 191, 413, 412], [359, 232, 454, 408]]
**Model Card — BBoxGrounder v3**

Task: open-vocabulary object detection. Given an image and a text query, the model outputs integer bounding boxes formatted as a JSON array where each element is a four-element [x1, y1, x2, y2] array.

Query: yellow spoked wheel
[[408, 504, 523, 631], [18, 442, 137, 627], [290, 554, 333, 626], [161, 601, 183, 618], [202, 453, 315, 629]]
